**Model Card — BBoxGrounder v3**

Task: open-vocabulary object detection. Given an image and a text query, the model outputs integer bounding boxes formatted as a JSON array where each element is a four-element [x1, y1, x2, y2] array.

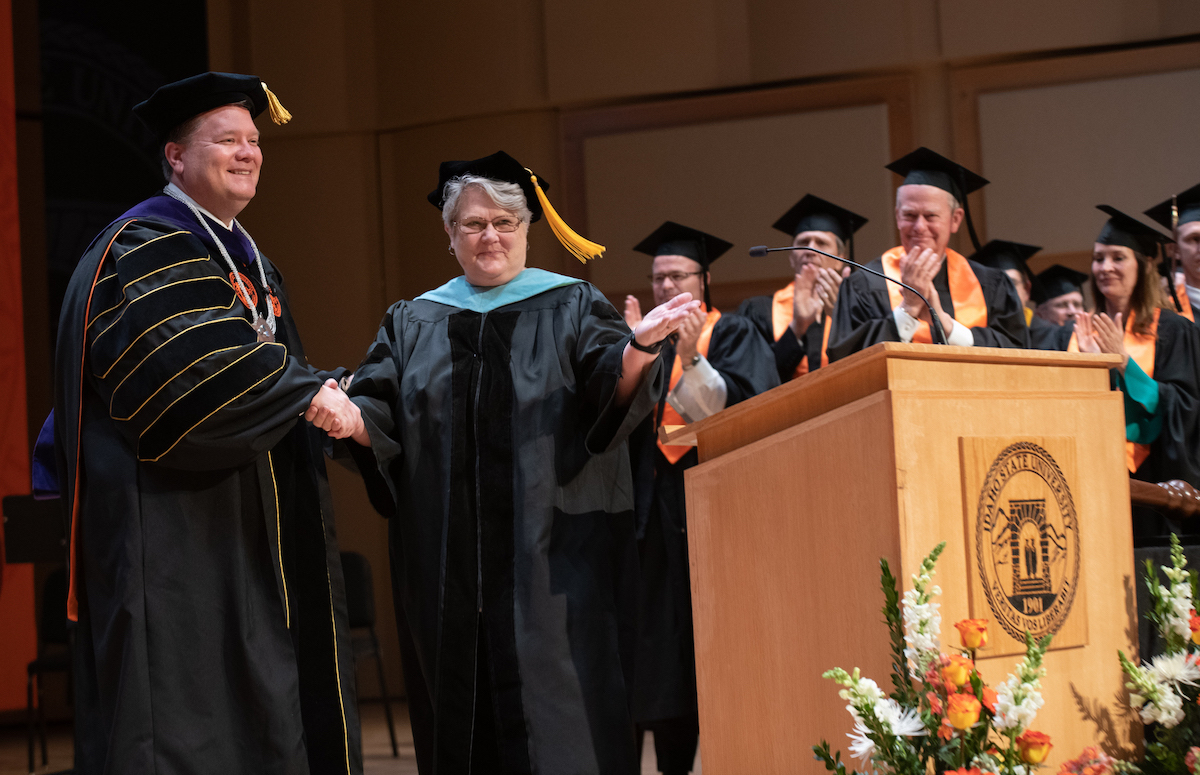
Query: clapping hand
[[631, 293, 703, 351], [790, 264, 823, 337], [1077, 312, 1129, 373], [305, 379, 366, 440], [898, 247, 941, 320], [624, 295, 643, 329]]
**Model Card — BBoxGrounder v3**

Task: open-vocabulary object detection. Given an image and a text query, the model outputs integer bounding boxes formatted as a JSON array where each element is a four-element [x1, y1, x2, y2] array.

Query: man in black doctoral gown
[[829, 147, 1028, 358], [738, 195, 867, 381], [624, 222, 779, 775], [970, 239, 1061, 350], [54, 73, 362, 775]]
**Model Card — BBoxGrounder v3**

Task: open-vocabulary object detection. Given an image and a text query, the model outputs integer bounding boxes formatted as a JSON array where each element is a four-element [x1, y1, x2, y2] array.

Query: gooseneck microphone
[[748, 244, 948, 346]]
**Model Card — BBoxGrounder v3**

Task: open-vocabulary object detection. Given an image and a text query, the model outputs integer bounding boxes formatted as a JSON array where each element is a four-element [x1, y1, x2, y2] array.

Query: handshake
[[305, 378, 368, 444]]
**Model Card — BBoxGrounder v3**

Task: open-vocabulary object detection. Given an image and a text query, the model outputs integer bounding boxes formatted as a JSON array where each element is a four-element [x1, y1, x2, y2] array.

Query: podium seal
[[975, 441, 1080, 641]]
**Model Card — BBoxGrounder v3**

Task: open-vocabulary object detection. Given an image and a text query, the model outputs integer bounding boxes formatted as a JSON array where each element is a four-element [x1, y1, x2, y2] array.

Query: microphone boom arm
[[748, 245, 948, 346]]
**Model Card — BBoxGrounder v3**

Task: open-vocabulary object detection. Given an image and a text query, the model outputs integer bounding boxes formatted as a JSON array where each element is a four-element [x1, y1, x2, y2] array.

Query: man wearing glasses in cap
[[55, 73, 362, 774]]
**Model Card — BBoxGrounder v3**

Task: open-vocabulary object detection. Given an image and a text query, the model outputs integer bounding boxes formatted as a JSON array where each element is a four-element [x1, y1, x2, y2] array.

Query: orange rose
[[956, 618, 990, 650], [1017, 730, 1053, 765], [942, 654, 973, 688], [946, 692, 982, 730], [981, 685, 998, 714], [1190, 611, 1200, 647], [946, 769, 985, 775]]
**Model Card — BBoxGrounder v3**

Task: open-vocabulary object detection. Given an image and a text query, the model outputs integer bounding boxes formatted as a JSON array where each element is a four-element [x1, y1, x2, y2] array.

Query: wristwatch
[[682, 353, 702, 370]]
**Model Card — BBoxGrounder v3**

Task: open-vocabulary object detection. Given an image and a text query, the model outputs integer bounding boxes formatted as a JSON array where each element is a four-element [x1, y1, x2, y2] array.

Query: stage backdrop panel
[[581, 102, 896, 297], [977, 67, 1200, 258]]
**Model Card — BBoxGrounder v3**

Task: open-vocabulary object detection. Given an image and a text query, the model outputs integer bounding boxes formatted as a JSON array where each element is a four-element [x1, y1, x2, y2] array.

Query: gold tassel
[[261, 83, 292, 125], [526, 169, 605, 263]]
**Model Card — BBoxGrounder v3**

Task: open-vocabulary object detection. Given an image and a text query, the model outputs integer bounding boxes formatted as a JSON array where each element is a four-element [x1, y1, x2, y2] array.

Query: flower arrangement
[[1119, 535, 1200, 774], [814, 542, 1059, 775]]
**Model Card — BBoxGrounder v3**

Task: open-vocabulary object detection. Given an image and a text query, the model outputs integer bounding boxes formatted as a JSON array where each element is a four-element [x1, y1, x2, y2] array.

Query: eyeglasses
[[648, 271, 702, 286], [454, 216, 523, 234]]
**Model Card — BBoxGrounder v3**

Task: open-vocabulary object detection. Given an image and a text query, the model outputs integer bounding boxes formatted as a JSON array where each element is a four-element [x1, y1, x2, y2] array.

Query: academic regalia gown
[[627, 313, 779, 739], [1061, 309, 1200, 541], [828, 253, 1029, 359], [344, 272, 662, 775], [737, 291, 831, 382], [54, 194, 362, 775], [1028, 312, 1065, 351]]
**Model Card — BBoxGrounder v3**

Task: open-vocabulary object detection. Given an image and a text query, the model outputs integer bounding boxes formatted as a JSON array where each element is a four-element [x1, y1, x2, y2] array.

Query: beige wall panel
[[747, 0, 939, 82], [374, 0, 548, 130], [237, 130, 399, 697], [376, 111, 575, 309], [976, 68, 1200, 255], [939, 0, 1180, 60], [239, 0, 379, 136], [242, 132, 384, 369], [544, 0, 751, 103], [581, 104, 896, 297]]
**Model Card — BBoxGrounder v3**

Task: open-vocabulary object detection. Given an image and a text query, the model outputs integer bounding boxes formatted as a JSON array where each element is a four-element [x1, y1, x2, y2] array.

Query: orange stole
[[771, 283, 830, 379], [658, 308, 722, 464], [881, 247, 987, 343], [1068, 307, 1160, 472]]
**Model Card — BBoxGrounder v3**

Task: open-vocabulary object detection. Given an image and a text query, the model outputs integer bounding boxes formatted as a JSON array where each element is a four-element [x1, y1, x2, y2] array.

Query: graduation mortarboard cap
[[1145, 182, 1200, 232], [772, 194, 868, 241], [887, 146, 989, 252], [772, 194, 867, 261], [633, 221, 733, 268], [1095, 205, 1173, 257], [133, 72, 290, 141], [428, 150, 547, 222], [1034, 264, 1089, 304], [969, 240, 1041, 279], [429, 150, 605, 262]]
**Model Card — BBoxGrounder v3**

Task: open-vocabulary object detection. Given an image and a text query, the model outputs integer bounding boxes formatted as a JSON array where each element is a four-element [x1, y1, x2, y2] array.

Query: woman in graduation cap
[[623, 221, 778, 775], [828, 147, 1029, 358], [336, 152, 699, 774], [1068, 205, 1200, 541], [738, 194, 867, 381]]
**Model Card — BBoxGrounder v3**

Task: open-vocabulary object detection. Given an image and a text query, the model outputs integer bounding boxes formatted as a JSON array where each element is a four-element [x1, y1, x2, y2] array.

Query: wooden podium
[[664, 343, 1138, 774]]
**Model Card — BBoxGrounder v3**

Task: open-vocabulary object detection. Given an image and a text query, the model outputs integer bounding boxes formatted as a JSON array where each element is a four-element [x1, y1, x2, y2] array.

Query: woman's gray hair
[[441, 174, 532, 227]]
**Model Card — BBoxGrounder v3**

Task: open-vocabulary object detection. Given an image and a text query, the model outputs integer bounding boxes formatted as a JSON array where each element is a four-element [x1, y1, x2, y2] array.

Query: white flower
[[1139, 685, 1185, 727], [848, 719, 876, 765], [873, 698, 926, 738], [1149, 651, 1200, 689]]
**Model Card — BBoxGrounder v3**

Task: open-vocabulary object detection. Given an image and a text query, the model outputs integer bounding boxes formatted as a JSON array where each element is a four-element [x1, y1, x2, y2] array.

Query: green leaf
[[881, 558, 915, 704]]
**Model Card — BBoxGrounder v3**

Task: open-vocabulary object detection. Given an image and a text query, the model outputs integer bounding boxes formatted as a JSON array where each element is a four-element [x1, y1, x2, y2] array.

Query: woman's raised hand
[[633, 292, 702, 348], [1091, 312, 1130, 373], [1074, 313, 1100, 354]]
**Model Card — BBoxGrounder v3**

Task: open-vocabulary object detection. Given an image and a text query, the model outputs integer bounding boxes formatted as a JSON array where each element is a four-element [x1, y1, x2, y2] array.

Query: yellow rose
[[946, 692, 981, 730], [955, 618, 990, 650], [1016, 730, 1052, 764]]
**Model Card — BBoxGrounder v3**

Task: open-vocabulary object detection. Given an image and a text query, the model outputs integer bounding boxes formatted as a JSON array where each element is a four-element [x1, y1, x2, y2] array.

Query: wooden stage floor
[[0, 701, 699, 774]]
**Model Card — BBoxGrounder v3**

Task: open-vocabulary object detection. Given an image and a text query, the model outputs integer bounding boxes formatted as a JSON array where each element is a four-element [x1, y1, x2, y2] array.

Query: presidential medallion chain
[[163, 187, 277, 342]]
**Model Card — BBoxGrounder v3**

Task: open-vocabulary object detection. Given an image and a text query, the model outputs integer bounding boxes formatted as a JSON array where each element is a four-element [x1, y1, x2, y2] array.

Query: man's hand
[[305, 379, 366, 441], [898, 246, 940, 318], [790, 264, 823, 338], [898, 247, 955, 333], [624, 295, 643, 329], [816, 265, 849, 317], [673, 306, 707, 364]]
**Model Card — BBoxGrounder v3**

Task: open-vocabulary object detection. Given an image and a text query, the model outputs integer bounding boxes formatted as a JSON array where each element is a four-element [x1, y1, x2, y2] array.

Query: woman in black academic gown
[[341, 151, 699, 775], [1068, 206, 1200, 541]]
